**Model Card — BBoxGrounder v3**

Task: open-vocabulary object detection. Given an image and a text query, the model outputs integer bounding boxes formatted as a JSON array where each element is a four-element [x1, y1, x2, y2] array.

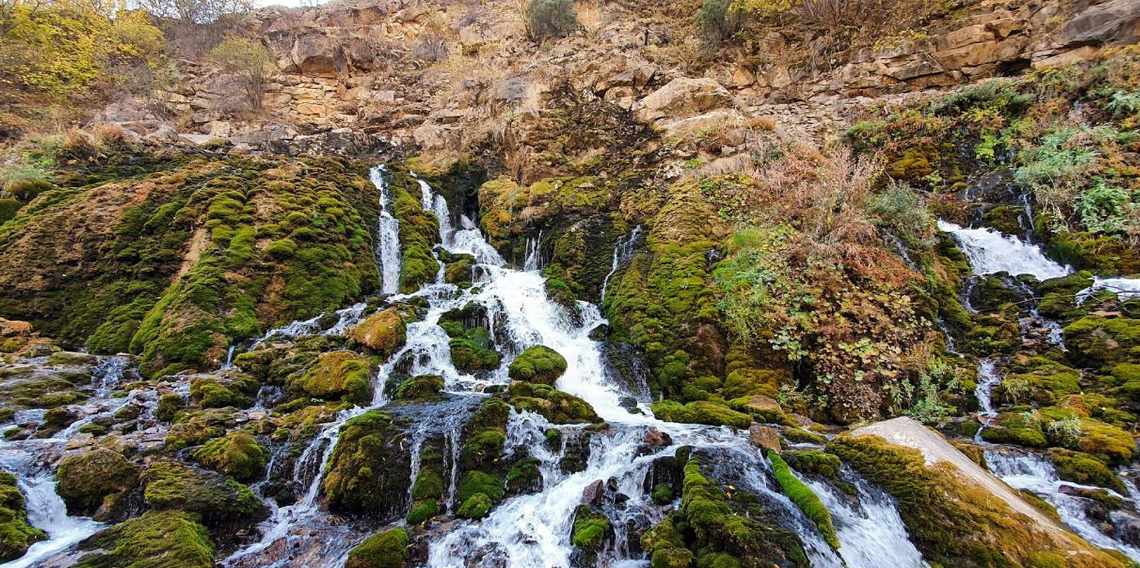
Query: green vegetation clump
[[508, 345, 568, 385], [394, 375, 445, 401], [322, 411, 411, 518], [782, 449, 842, 480], [349, 308, 406, 356], [448, 327, 501, 372], [1049, 448, 1126, 493], [767, 451, 839, 549], [0, 471, 45, 562], [507, 381, 600, 424], [291, 350, 373, 405], [56, 448, 140, 517], [75, 510, 214, 568], [141, 461, 265, 526], [191, 430, 270, 483], [189, 375, 257, 409], [345, 528, 410, 568], [571, 505, 611, 549], [407, 437, 446, 525], [524, 0, 578, 43], [652, 400, 751, 429]]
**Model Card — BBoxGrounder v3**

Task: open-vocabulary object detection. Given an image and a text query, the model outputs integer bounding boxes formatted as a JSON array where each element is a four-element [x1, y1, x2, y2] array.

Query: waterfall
[[523, 230, 543, 272], [1076, 277, 1140, 303], [371, 166, 401, 295], [973, 358, 1001, 442], [937, 220, 1071, 280], [600, 226, 643, 303], [806, 470, 927, 568], [984, 450, 1140, 561]]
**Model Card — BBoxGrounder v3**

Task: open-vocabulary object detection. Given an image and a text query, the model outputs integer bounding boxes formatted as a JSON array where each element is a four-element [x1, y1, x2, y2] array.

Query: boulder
[[749, 424, 781, 453], [1055, 0, 1140, 47], [582, 479, 605, 506], [56, 448, 140, 520], [349, 308, 406, 356], [635, 78, 731, 123]]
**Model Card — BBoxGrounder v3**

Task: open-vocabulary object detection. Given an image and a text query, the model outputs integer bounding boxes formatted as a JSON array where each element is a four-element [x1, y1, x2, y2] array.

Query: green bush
[[524, 0, 578, 43], [696, 0, 746, 46]]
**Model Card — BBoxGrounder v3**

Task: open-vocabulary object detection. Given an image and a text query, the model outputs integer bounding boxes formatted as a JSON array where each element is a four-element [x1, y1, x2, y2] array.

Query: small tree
[[524, 0, 578, 43], [696, 0, 749, 46], [209, 36, 277, 109]]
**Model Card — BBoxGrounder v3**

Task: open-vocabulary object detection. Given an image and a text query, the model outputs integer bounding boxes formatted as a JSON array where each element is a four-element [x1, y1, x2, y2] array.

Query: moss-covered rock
[[507, 345, 568, 385], [390, 172, 440, 293], [393, 375, 445, 401], [828, 434, 1128, 567], [191, 430, 270, 483], [571, 504, 611, 549], [507, 381, 601, 424], [0, 471, 45, 562], [322, 411, 411, 519], [345, 527, 410, 568], [782, 450, 841, 480], [652, 400, 751, 429], [1049, 448, 1126, 493], [980, 412, 1048, 447], [56, 448, 140, 518], [448, 327, 501, 372], [291, 350, 374, 405], [75, 510, 214, 568], [142, 461, 265, 526], [189, 375, 257, 409], [155, 392, 185, 422], [349, 308, 406, 356], [1064, 316, 1140, 368]]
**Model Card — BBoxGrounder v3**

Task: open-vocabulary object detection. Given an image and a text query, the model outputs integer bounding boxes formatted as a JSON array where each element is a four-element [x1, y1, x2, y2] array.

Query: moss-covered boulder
[[191, 430, 270, 483], [640, 452, 809, 568], [322, 411, 411, 519], [75, 510, 214, 568], [1049, 448, 1126, 493], [189, 374, 257, 409], [507, 381, 600, 424], [164, 407, 235, 451], [407, 436, 445, 525], [1064, 316, 1140, 368], [571, 505, 612, 549], [449, 327, 501, 372], [980, 412, 1048, 447], [291, 350, 374, 405], [345, 527, 409, 568], [507, 345, 568, 385], [56, 448, 140, 518], [391, 174, 440, 293], [651, 400, 751, 429], [393, 375, 445, 401], [828, 434, 1129, 567], [349, 308, 406, 356], [728, 394, 792, 425], [142, 461, 265, 526], [0, 471, 45, 562]]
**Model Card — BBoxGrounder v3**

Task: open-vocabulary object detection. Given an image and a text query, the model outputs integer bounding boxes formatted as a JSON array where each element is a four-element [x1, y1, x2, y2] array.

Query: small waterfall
[[91, 355, 131, 396], [2, 473, 103, 568], [523, 230, 544, 272], [221, 346, 236, 370], [1076, 277, 1140, 303], [984, 450, 1140, 561], [600, 226, 643, 303], [806, 470, 926, 568], [371, 166, 402, 295], [937, 220, 1072, 280], [973, 358, 1001, 442]]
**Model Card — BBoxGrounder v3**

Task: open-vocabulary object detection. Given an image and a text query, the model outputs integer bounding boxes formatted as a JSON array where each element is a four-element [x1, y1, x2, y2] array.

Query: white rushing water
[[1076, 277, 1140, 303], [973, 358, 1001, 442], [985, 450, 1140, 561], [372, 165, 402, 295], [807, 471, 927, 568], [937, 220, 1072, 280], [600, 225, 643, 303]]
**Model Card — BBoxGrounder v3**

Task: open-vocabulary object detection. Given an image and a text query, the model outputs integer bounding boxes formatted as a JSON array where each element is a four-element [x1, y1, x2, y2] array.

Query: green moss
[[652, 483, 675, 505], [189, 376, 256, 409], [652, 400, 751, 429], [1064, 316, 1140, 368], [349, 308, 406, 355], [390, 173, 440, 293], [457, 471, 505, 503], [142, 461, 265, 525], [456, 492, 493, 519], [56, 448, 140, 517], [1049, 448, 1126, 493], [345, 528, 410, 568], [768, 451, 839, 549], [0, 471, 45, 562], [155, 393, 184, 422], [507, 345, 568, 385], [505, 458, 542, 495], [449, 327, 501, 372], [783, 428, 827, 445], [291, 350, 373, 405], [980, 412, 1048, 447], [322, 411, 411, 518], [75, 510, 214, 568], [571, 505, 611, 549], [507, 381, 601, 424], [191, 430, 269, 483], [393, 375, 444, 401], [782, 450, 842, 480]]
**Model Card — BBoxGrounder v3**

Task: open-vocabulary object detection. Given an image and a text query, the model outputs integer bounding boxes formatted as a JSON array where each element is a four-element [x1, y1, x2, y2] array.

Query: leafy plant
[[208, 36, 277, 109], [524, 0, 578, 43]]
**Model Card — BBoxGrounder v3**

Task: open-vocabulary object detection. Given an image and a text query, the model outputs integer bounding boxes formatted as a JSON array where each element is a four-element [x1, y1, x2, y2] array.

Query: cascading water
[[985, 450, 1140, 561], [973, 358, 1001, 442], [600, 225, 643, 303], [523, 230, 543, 272], [937, 220, 1071, 280], [372, 165, 402, 295], [1077, 277, 1140, 303]]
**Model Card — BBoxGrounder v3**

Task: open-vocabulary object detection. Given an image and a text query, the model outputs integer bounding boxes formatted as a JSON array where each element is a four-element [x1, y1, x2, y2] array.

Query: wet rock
[[56, 448, 140, 520], [582, 479, 604, 506], [587, 324, 608, 341], [749, 424, 781, 454], [642, 427, 670, 447], [349, 308, 407, 356]]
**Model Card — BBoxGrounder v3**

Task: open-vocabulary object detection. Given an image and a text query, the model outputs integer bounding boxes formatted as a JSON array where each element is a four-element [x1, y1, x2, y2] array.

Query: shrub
[[696, 0, 750, 46], [208, 36, 277, 109], [524, 0, 578, 43], [870, 182, 935, 249]]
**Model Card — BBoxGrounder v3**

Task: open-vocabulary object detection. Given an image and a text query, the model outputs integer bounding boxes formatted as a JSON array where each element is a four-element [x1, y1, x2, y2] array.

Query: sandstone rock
[[749, 424, 781, 454], [1034, 46, 1100, 69], [731, 66, 755, 88], [635, 77, 731, 123], [1055, 0, 1140, 47], [658, 109, 745, 142]]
